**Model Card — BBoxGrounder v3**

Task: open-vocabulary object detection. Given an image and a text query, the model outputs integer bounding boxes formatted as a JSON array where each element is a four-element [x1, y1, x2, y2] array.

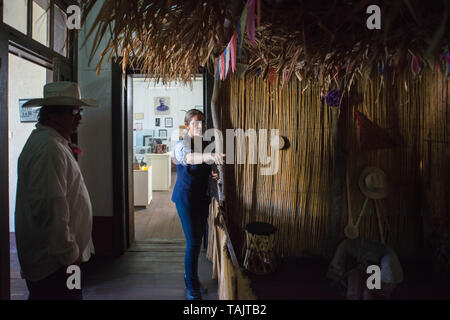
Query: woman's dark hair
[[184, 109, 204, 125], [38, 106, 71, 123]]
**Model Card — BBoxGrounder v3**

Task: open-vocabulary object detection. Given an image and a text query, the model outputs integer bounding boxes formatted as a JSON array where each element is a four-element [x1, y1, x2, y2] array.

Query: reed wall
[[220, 71, 449, 259]]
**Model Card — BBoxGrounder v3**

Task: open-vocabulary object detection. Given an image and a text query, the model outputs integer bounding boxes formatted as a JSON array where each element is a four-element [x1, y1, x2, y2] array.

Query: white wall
[[133, 77, 203, 152], [8, 54, 48, 231], [77, 0, 114, 217]]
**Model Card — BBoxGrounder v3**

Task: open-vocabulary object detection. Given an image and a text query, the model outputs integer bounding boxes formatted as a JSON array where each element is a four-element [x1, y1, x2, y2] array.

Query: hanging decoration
[[238, 3, 248, 60], [325, 90, 342, 107], [245, 0, 256, 43], [411, 55, 423, 75], [355, 111, 399, 152], [230, 32, 237, 73], [215, 0, 259, 80], [444, 48, 450, 78]]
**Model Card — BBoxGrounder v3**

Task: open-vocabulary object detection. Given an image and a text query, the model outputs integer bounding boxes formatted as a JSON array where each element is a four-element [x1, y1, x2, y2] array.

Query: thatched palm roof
[[80, 0, 449, 89]]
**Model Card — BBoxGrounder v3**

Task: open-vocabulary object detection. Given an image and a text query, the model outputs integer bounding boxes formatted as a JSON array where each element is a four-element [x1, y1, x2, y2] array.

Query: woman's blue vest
[[171, 139, 212, 210]]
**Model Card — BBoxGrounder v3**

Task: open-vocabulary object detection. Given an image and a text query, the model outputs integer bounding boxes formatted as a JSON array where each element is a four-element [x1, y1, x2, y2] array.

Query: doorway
[[1, 0, 77, 299], [8, 51, 53, 300], [128, 75, 205, 242]]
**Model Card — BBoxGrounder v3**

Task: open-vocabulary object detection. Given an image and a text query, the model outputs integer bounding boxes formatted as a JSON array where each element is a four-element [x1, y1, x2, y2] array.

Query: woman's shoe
[[184, 274, 207, 300], [184, 274, 208, 294], [185, 287, 202, 300]]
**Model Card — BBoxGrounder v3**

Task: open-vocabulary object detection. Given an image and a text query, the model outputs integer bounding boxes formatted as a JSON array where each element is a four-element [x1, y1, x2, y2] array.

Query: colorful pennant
[[215, 0, 257, 80], [238, 3, 248, 59], [246, 0, 256, 43], [230, 32, 237, 73]]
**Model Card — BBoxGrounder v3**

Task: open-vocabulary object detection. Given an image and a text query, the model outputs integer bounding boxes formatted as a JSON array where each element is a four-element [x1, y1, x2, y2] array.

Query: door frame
[[111, 64, 141, 251], [115, 67, 214, 247], [111, 61, 131, 253], [0, 22, 10, 302], [0, 0, 78, 299]]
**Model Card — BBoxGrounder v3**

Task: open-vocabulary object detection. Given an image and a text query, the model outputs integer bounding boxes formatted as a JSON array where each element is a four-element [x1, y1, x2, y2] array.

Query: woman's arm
[[185, 152, 225, 165], [174, 140, 225, 165]]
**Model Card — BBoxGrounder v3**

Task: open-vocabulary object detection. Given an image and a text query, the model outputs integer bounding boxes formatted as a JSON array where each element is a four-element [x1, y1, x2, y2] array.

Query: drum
[[243, 222, 277, 275]]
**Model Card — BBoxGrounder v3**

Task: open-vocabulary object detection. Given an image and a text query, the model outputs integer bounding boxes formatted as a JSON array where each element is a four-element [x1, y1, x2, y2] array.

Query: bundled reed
[[208, 199, 256, 299]]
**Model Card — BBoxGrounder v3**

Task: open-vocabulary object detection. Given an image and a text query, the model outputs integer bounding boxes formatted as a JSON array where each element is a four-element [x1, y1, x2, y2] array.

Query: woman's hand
[[211, 169, 220, 181], [203, 152, 226, 165]]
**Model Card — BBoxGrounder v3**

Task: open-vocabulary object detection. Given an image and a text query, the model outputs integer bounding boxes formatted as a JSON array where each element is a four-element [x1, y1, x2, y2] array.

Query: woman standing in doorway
[[171, 109, 225, 300]]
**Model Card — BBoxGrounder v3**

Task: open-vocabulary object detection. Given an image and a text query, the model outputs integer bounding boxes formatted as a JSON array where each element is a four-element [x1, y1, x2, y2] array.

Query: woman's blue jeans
[[175, 202, 209, 282]]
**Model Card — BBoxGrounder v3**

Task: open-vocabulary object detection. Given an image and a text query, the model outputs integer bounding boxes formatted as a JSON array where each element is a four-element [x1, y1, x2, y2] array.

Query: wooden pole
[[329, 105, 345, 256], [211, 76, 239, 268], [211, 77, 225, 205]]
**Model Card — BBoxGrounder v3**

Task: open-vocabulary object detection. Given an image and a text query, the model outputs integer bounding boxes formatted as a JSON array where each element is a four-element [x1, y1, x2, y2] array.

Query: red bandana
[[69, 143, 83, 156]]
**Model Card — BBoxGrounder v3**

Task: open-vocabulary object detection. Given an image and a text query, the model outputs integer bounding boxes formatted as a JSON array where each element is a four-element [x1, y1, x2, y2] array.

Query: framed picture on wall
[[165, 117, 173, 128], [155, 118, 160, 126], [143, 135, 153, 146], [19, 99, 40, 122], [154, 96, 170, 115], [159, 129, 167, 138], [135, 113, 144, 120]]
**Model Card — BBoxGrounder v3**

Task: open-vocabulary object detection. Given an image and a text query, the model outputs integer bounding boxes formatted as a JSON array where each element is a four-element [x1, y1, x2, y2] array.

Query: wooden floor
[[134, 171, 184, 240], [10, 234, 218, 300], [81, 240, 218, 300]]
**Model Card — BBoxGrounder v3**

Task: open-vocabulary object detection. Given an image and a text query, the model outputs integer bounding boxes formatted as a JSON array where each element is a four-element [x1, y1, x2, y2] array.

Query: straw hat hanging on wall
[[344, 167, 389, 240], [358, 167, 388, 200]]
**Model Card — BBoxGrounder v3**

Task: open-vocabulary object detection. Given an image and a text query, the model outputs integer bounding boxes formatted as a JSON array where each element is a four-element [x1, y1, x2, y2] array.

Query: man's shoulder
[[20, 129, 66, 163], [29, 129, 63, 150]]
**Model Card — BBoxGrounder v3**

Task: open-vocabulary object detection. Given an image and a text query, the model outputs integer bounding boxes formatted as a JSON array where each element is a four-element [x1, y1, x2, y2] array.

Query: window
[[2, 0, 70, 57], [3, 0, 28, 34], [53, 4, 67, 57], [32, 0, 51, 47]]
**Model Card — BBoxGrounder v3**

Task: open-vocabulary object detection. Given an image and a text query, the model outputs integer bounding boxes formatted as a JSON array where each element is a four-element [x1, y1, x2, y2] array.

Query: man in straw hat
[[15, 81, 98, 300]]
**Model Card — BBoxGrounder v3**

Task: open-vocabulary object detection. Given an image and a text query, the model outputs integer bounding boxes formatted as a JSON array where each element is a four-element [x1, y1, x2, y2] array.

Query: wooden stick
[[374, 200, 385, 244], [211, 76, 239, 268], [346, 170, 354, 226]]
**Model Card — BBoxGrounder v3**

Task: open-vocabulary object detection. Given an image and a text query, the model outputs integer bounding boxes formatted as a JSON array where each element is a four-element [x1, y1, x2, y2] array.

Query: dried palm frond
[[80, 0, 449, 87], [80, 0, 242, 83], [243, 0, 449, 91]]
